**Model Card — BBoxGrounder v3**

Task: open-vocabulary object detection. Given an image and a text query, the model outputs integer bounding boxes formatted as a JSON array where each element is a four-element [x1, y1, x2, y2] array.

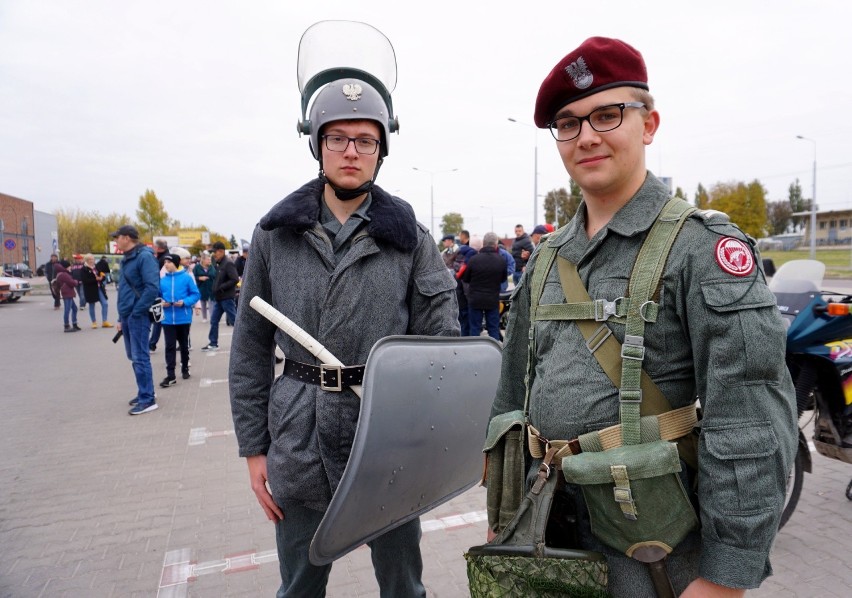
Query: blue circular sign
[[3, 239, 15, 250]]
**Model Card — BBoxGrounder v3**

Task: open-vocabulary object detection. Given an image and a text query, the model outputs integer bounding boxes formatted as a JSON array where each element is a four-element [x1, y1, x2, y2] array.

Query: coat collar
[[259, 179, 419, 252]]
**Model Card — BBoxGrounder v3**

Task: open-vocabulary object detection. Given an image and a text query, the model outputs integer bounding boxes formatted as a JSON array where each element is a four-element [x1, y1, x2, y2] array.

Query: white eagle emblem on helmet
[[342, 83, 363, 101]]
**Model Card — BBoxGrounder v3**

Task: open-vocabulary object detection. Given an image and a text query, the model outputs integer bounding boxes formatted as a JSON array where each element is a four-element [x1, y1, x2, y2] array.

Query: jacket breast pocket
[[414, 268, 457, 297]]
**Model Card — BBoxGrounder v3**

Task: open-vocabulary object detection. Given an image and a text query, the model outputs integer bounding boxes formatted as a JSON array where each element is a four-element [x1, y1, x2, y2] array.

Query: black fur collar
[[259, 179, 419, 253]]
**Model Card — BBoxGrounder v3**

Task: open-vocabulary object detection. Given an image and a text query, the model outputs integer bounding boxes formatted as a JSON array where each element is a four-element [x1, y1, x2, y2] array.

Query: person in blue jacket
[[159, 254, 200, 388]]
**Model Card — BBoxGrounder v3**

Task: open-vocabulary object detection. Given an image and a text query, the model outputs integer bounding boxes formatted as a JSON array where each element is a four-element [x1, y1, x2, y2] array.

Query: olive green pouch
[[561, 439, 698, 557], [484, 410, 527, 534]]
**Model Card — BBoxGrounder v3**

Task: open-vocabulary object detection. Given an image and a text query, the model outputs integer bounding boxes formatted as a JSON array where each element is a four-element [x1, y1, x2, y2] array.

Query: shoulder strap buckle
[[595, 297, 623, 321]]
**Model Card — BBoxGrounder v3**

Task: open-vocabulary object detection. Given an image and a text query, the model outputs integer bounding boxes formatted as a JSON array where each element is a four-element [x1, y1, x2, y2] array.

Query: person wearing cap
[[201, 241, 239, 351], [158, 253, 200, 387], [228, 72, 458, 597], [111, 225, 161, 415], [486, 37, 796, 596], [440, 233, 457, 270]]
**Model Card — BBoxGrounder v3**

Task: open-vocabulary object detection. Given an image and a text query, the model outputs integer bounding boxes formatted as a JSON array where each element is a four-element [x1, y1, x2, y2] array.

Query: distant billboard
[[178, 230, 206, 246]]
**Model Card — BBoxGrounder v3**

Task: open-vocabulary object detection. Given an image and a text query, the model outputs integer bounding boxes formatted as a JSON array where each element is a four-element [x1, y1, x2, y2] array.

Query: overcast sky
[[2, 0, 851, 243]]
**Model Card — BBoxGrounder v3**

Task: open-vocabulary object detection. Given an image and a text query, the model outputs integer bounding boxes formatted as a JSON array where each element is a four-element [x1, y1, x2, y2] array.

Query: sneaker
[[64, 325, 73, 333], [201, 344, 218, 351], [181, 369, 190, 380], [102, 321, 114, 328], [160, 376, 176, 388], [129, 392, 156, 406], [129, 402, 158, 415], [72, 324, 81, 331], [92, 323, 99, 329]]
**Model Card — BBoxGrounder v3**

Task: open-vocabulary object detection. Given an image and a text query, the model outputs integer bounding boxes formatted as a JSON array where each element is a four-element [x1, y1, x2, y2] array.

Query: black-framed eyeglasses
[[547, 102, 646, 142], [322, 135, 381, 155]]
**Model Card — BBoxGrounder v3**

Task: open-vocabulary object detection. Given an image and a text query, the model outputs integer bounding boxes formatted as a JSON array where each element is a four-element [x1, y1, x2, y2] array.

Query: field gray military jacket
[[491, 173, 797, 592], [230, 179, 460, 511]]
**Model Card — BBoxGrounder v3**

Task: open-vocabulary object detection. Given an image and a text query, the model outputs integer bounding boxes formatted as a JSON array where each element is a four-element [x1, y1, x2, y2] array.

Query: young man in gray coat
[[229, 77, 459, 597], [487, 37, 797, 597]]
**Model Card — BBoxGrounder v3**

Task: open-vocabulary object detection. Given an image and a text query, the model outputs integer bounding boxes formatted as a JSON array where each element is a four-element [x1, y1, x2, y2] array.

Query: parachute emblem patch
[[714, 237, 755, 277]]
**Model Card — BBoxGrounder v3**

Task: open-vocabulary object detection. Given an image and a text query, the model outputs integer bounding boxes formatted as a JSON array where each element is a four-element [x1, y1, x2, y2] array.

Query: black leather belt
[[282, 359, 365, 392]]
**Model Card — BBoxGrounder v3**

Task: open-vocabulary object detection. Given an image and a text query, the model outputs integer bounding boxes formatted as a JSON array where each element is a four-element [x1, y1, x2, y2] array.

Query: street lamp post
[[796, 135, 817, 259], [508, 118, 539, 226], [412, 167, 458, 237], [479, 205, 494, 232]]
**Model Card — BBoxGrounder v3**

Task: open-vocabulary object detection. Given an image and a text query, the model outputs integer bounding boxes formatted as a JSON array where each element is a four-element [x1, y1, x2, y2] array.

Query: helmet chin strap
[[318, 158, 384, 201]]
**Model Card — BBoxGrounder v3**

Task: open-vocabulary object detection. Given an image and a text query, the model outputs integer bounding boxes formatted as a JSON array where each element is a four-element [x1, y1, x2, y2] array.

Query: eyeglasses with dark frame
[[547, 102, 646, 142], [322, 135, 381, 155]]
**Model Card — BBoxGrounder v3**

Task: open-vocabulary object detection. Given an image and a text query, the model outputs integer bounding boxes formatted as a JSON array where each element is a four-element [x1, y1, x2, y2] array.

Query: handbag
[[466, 456, 609, 598]]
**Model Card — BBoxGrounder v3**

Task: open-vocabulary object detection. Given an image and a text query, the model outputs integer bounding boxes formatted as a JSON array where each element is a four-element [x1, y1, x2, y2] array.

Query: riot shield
[[309, 335, 501, 565]]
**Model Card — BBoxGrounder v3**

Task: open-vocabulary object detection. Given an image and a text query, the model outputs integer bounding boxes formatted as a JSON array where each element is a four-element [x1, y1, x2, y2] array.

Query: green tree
[[136, 189, 170, 241], [441, 212, 464, 237], [787, 178, 808, 232], [766, 200, 793, 236], [55, 208, 132, 256], [543, 180, 582, 227], [694, 183, 710, 209], [229, 234, 238, 249], [707, 180, 768, 239], [674, 186, 688, 200]]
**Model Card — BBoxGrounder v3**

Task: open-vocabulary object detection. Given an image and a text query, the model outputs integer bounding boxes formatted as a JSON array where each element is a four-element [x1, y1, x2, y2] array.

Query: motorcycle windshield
[[297, 20, 397, 119], [768, 259, 825, 293]]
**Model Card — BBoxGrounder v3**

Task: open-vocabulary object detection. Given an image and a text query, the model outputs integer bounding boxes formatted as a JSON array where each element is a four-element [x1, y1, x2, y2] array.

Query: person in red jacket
[[53, 261, 81, 332]]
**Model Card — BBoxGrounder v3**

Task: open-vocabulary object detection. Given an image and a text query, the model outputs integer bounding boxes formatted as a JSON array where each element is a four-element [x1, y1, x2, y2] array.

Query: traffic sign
[[4, 239, 15, 250]]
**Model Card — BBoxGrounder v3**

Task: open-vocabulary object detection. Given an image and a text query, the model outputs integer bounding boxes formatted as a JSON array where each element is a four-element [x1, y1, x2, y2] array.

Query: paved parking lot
[[1, 290, 851, 597]]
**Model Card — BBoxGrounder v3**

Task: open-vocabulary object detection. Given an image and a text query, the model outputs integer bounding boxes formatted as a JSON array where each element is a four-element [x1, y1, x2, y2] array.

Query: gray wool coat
[[229, 179, 460, 511]]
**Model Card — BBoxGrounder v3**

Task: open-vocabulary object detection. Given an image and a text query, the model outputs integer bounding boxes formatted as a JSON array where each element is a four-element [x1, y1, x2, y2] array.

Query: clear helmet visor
[[297, 20, 397, 128]]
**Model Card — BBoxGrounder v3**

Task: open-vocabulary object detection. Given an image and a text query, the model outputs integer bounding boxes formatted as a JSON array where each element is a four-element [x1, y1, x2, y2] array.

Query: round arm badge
[[714, 237, 755, 276]]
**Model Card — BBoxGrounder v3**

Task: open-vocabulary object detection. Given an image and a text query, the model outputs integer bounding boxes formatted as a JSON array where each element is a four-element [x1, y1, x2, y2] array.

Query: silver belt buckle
[[320, 364, 343, 392]]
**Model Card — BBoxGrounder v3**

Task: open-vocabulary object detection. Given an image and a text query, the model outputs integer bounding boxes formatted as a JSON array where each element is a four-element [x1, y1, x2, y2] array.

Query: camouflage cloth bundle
[[466, 467, 608, 597]]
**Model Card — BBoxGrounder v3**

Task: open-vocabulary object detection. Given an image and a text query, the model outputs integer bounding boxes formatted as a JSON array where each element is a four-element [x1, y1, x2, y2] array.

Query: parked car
[[0, 275, 32, 302], [0, 282, 11, 304], [2, 262, 33, 278]]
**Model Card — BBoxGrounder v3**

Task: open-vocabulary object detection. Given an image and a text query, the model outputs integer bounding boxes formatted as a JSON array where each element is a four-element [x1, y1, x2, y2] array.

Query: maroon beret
[[534, 37, 649, 127]]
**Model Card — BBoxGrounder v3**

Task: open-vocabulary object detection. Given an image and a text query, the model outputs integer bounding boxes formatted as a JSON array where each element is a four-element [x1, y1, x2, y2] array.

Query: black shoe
[[72, 324, 81, 331], [160, 376, 176, 388], [64, 325, 72, 333], [181, 370, 190, 380], [149, 344, 157, 353], [201, 344, 218, 351]]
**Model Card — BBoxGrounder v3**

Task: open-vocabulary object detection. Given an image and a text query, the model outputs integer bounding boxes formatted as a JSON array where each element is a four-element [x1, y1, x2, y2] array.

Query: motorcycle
[[770, 259, 852, 528], [498, 289, 512, 333]]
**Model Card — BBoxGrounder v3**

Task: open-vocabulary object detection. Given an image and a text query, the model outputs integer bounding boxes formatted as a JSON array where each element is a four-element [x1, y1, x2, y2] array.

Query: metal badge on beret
[[566, 57, 593, 90]]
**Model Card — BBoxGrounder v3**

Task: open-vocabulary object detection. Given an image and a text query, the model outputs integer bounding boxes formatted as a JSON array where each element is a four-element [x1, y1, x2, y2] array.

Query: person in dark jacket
[[201, 241, 239, 351], [510, 224, 534, 284], [148, 239, 170, 352], [69, 253, 86, 309], [43, 253, 61, 309], [81, 253, 112, 328], [54, 261, 81, 332], [228, 75, 459, 597], [461, 232, 507, 340], [112, 225, 161, 415], [192, 253, 216, 322], [453, 230, 477, 335]]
